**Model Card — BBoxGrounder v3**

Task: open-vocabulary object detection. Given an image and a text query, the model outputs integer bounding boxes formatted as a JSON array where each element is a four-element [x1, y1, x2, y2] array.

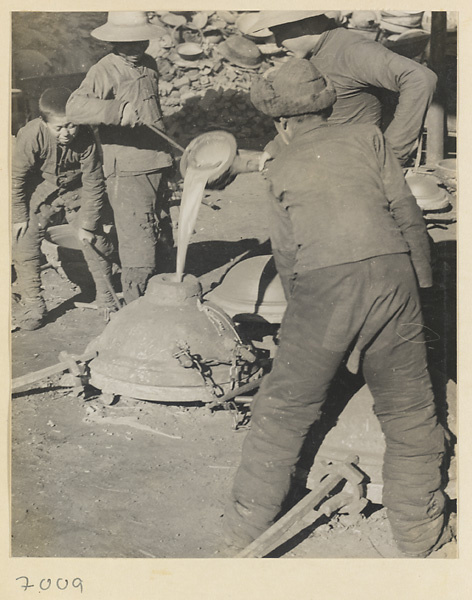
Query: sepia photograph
[[5, 4, 465, 598]]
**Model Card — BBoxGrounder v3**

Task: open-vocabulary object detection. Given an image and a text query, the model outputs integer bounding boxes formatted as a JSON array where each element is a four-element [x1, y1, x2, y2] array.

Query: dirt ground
[[10, 168, 457, 560]]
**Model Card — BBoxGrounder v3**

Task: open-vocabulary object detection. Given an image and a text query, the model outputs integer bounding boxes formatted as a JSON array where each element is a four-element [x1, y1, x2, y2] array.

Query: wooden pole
[[425, 11, 448, 166]]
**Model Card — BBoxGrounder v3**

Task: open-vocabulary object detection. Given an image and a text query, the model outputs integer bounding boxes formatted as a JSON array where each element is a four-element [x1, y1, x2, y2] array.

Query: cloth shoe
[[400, 513, 457, 558], [17, 299, 47, 331], [95, 290, 120, 312], [427, 513, 457, 556]]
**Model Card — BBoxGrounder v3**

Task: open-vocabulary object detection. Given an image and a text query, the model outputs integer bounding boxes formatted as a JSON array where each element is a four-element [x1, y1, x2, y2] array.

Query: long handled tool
[[12, 349, 97, 392], [145, 122, 185, 154], [235, 455, 367, 558]]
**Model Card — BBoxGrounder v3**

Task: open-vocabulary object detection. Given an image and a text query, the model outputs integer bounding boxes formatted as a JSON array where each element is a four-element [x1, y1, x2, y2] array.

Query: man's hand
[[259, 151, 272, 171], [121, 103, 140, 127], [77, 227, 96, 245], [13, 221, 28, 241]]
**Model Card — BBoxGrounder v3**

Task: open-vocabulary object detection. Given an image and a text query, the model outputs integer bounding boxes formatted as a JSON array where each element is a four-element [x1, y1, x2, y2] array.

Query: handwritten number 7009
[[16, 577, 83, 593]]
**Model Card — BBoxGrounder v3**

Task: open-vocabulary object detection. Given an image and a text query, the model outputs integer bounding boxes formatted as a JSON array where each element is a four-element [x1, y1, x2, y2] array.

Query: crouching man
[[223, 59, 450, 558], [12, 87, 115, 330]]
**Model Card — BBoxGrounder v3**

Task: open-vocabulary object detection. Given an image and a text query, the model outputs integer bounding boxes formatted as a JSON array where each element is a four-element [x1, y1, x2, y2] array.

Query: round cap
[[215, 36, 263, 69], [250, 58, 336, 118], [91, 12, 165, 42]]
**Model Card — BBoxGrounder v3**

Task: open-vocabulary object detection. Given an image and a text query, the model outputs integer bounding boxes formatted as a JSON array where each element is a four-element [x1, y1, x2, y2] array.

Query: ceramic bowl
[[176, 42, 204, 60]]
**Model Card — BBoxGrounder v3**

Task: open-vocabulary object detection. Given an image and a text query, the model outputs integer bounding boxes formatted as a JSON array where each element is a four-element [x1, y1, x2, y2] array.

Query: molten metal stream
[[175, 166, 216, 282], [175, 143, 230, 282]]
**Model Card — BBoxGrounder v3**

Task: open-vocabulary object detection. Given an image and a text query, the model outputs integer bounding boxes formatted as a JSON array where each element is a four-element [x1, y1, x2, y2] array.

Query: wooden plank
[[235, 471, 343, 558], [12, 350, 96, 392]]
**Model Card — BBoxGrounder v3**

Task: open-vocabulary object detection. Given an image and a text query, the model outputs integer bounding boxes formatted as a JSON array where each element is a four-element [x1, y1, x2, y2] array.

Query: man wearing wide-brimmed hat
[[222, 58, 451, 559], [67, 12, 174, 303], [247, 11, 437, 166]]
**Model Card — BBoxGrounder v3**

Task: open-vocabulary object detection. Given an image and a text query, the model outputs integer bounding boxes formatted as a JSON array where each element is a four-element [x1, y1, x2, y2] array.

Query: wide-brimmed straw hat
[[380, 10, 424, 32], [91, 12, 164, 42], [247, 11, 326, 34], [405, 173, 452, 212], [236, 13, 273, 40], [215, 36, 263, 69], [383, 29, 431, 59], [250, 58, 336, 118]]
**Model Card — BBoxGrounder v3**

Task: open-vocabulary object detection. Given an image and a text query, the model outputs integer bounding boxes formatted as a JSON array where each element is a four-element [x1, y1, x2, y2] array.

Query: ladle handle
[[230, 154, 261, 174], [145, 122, 185, 153]]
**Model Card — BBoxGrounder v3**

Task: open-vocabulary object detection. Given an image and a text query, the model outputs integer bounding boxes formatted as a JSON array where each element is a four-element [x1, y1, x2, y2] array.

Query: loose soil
[[11, 172, 457, 559]]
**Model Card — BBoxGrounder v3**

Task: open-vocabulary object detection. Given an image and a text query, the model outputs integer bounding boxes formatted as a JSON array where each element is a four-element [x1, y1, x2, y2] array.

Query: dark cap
[[250, 58, 336, 118]]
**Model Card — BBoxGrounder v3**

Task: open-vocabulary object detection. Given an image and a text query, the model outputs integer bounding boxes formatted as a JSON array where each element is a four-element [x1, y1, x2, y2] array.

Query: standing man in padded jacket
[[249, 11, 437, 166], [67, 11, 174, 303], [223, 59, 451, 559]]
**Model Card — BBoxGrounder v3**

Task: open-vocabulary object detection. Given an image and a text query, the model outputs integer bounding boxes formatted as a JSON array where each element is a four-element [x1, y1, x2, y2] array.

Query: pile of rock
[[163, 88, 275, 150], [146, 10, 282, 148]]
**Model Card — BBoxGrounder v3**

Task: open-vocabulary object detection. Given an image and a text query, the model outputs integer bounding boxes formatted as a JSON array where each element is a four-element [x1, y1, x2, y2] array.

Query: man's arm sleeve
[[77, 136, 107, 231], [66, 65, 125, 126], [11, 129, 38, 223], [347, 40, 437, 164], [266, 181, 298, 299], [379, 134, 433, 287]]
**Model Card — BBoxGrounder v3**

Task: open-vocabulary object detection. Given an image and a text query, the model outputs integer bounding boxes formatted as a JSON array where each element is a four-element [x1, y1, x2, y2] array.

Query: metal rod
[[215, 376, 264, 404]]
